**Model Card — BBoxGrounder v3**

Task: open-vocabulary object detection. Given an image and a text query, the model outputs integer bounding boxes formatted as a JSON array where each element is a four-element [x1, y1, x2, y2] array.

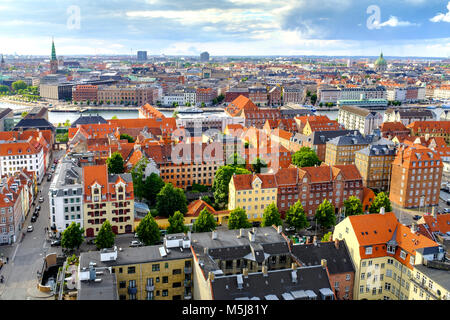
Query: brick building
[[72, 85, 99, 102]]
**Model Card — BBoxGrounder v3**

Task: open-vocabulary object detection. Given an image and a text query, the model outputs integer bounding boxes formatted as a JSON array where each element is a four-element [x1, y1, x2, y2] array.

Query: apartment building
[[97, 85, 154, 106], [268, 86, 282, 106], [0, 138, 46, 183], [407, 121, 450, 144], [339, 87, 387, 100], [248, 85, 268, 106], [79, 235, 193, 300], [48, 159, 83, 233], [389, 144, 443, 209], [333, 210, 444, 300], [196, 88, 216, 106], [383, 108, 436, 126], [355, 144, 396, 192], [318, 87, 340, 104], [72, 85, 98, 102], [337, 105, 383, 135], [379, 122, 410, 140], [283, 85, 304, 104], [82, 164, 134, 237], [325, 132, 379, 166]]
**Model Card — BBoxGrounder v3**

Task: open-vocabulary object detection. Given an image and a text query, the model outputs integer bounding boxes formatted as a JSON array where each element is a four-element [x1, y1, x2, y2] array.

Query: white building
[[338, 105, 383, 135], [0, 140, 45, 183], [184, 88, 197, 106], [176, 112, 245, 133], [163, 91, 185, 106], [48, 159, 84, 232], [387, 88, 407, 102]]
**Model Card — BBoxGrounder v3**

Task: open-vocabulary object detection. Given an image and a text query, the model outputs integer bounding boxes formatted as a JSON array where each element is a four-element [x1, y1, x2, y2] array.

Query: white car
[[39, 197, 44, 203], [27, 225, 34, 232], [130, 240, 143, 247]]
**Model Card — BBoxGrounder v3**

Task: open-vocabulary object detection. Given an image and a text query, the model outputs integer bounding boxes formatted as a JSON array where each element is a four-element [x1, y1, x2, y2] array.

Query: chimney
[[291, 262, 297, 270], [432, 206, 437, 219], [242, 268, 249, 278], [321, 259, 327, 268], [238, 228, 244, 238], [411, 222, 417, 234], [380, 207, 385, 215], [335, 239, 339, 250], [211, 230, 218, 240], [277, 225, 282, 234], [208, 272, 215, 282], [262, 265, 268, 277], [248, 231, 255, 242], [203, 247, 208, 255], [313, 236, 317, 245]]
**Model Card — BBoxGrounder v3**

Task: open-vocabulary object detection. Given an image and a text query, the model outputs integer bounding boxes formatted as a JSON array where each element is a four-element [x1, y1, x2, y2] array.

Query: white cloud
[[430, 1, 450, 23], [373, 16, 419, 28]]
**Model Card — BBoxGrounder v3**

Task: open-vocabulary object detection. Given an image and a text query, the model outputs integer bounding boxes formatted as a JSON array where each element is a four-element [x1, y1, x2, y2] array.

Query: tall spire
[[51, 37, 57, 61]]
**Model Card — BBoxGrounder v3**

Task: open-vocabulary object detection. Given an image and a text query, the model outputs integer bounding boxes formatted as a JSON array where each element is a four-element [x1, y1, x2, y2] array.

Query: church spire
[[51, 37, 57, 61]]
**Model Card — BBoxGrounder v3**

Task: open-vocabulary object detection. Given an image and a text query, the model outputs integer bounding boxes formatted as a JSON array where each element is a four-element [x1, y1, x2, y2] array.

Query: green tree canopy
[[343, 196, 363, 216], [167, 211, 188, 234], [321, 231, 333, 242], [291, 147, 321, 168], [369, 192, 392, 213], [193, 208, 217, 232], [136, 212, 161, 245], [315, 199, 336, 230], [120, 133, 134, 143], [144, 173, 165, 206], [0, 85, 10, 93], [262, 203, 282, 227], [251, 157, 267, 174], [201, 195, 213, 206], [130, 158, 148, 201], [212, 165, 251, 209], [21, 111, 28, 118], [12, 80, 27, 91], [156, 183, 188, 217], [285, 200, 309, 230], [106, 151, 125, 174], [228, 207, 252, 230], [61, 222, 84, 250], [95, 220, 116, 249]]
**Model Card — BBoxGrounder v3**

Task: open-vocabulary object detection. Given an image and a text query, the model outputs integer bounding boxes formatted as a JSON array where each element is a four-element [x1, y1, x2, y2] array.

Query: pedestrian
[[6, 257, 8, 264]]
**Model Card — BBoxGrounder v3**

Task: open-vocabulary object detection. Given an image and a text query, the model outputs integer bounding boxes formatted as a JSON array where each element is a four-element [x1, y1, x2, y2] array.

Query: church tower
[[50, 38, 58, 74]]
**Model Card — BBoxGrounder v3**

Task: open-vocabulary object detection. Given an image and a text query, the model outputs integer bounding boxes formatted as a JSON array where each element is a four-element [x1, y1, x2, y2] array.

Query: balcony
[[146, 285, 155, 292], [128, 287, 137, 295], [184, 280, 191, 287], [184, 267, 192, 274]]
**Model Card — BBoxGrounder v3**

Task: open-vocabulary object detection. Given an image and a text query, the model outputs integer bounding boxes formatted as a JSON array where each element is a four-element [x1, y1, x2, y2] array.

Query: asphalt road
[[0, 150, 65, 300]]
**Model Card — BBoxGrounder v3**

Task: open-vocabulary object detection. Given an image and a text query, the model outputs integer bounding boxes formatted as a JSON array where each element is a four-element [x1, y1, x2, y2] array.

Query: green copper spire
[[51, 37, 57, 61]]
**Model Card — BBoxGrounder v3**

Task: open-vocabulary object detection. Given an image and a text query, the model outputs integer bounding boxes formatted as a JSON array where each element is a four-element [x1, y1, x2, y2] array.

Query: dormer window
[[365, 246, 372, 255], [387, 245, 396, 254]]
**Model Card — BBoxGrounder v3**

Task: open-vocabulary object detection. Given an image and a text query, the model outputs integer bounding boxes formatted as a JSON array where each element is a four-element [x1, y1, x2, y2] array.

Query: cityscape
[[0, 0, 449, 307]]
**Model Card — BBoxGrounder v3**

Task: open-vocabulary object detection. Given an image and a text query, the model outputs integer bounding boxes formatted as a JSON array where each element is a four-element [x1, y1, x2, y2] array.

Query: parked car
[[36, 205, 41, 211], [444, 208, 450, 213], [27, 225, 34, 232], [47, 174, 52, 181], [447, 199, 450, 206], [285, 226, 295, 232], [413, 215, 421, 221], [33, 210, 39, 217], [31, 215, 37, 223], [39, 197, 44, 203], [130, 240, 143, 247], [51, 240, 61, 247]]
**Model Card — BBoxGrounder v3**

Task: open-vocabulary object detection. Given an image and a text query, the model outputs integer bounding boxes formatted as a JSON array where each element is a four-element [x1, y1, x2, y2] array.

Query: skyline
[[0, 0, 449, 57]]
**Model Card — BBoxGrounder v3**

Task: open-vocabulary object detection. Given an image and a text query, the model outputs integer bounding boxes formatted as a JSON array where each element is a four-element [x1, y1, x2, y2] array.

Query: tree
[[167, 211, 188, 234], [21, 111, 28, 118], [64, 119, 71, 127], [193, 208, 217, 232], [106, 152, 124, 174], [310, 93, 317, 105], [120, 134, 134, 143], [130, 158, 148, 201], [12, 80, 27, 91], [201, 195, 213, 206], [95, 220, 116, 249], [228, 207, 252, 230], [291, 147, 321, 168], [212, 165, 251, 209], [251, 157, 267, 174], [262, 203, 282, 227], [343, 196, 363, 216], [111, 115, 117, 119], [369, 192, 392, 213], [136, 212, 161, 245], [315, 199, 336, 230], [61, 222, 84, 251], [156, 183, 188, 217], [285, 200, 309, 230], [0, 85, 9, 93], [321, 232, 332, 242], [144, 173, 165, 206], [227, 152, 246, 168]]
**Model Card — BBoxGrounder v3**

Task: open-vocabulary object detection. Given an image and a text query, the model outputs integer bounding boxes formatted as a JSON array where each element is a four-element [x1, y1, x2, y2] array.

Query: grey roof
[[291, 130, 352, 145], [0, 108, 12, 119], [79, 244, 192, 269], [14, 118, 55, 131], [385, 108, 435, 118], [327, 131, 376, 146], [77, 269, 118, 300], [50, 160, 83, 195], [414, 264, 450, 292], [356, 144, 397, 157], [211, 265, 333, 300], [290, 240, 355, 275], [107, 173, 133, 184], [280, 109, 314, 118], [71, 115, 107, 127]]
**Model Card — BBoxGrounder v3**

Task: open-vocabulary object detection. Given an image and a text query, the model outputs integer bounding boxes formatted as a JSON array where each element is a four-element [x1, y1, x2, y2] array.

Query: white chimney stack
[[380, 207, 385, 215]]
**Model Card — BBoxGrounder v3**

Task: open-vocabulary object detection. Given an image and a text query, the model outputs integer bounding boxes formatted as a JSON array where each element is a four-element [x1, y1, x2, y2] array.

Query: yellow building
[[79, 234, 193, 300], [333, 210, 444, 300], [228, 173, 278, 222], [354, 144, 396, 192], [325, 134, 373, 166]]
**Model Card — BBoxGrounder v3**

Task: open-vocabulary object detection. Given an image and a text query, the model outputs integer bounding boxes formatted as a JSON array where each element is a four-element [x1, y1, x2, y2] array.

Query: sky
[[0, 0, 449, 57]]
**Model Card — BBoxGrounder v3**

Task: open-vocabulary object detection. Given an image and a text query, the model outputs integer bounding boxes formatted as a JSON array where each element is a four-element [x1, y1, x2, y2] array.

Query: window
[[365, 247, 372, 255], [172, 269, 182, 275], [162, 276, 168, 283], [119, 281, 126, 288], [400, 250, 407, 260], [361, 273, 365, 280], [172, 282, 181, 288], [360, 286, 364, 294], [162, 290, 168, 297], [152, 264, 160, 272], [386, 269, 392, 277], [346, 274, 351, 281], [127, 267, 136, 274]]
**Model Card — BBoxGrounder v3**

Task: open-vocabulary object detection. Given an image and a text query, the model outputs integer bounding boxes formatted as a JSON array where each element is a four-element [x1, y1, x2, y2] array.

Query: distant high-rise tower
[[0, 54, 4, 70], [137, 51, 147, 61], [200, 51, 210, 62], [50, 38, 58, 74]]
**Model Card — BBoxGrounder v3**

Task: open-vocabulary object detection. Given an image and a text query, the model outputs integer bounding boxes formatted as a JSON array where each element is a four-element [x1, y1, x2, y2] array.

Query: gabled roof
[[225, 95, 258, 117]]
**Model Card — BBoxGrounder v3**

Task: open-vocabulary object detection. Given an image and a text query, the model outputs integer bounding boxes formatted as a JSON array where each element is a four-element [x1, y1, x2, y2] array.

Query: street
[[0, 149, 65, 300]]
